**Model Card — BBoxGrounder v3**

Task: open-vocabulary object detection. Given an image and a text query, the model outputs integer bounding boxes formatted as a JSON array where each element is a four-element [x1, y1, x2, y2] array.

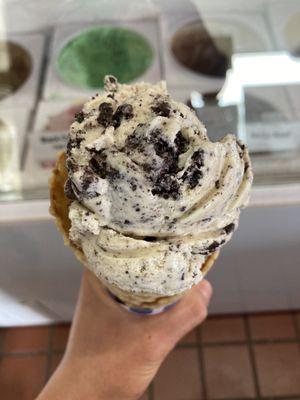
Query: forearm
[[38, 272, 144, 400], [38, 357, 138, 400]]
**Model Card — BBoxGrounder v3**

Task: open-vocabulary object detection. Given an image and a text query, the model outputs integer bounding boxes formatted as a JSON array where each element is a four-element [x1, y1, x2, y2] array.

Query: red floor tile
[[52, 324, 70, 351], [204, 345, 256, 399], [0, 355, 47, 400], [3, 326, 50, 353], [295, 312, 300, 335], [153, 348, 202, 399], [179, 327, 199, 345], [139, 391, 149, 400], [0, 329, 5, 350], [249, 313, 296, 340], [254, 343, 300, 396], [49, 353, 64, 377], [201, 316, 246, 343]]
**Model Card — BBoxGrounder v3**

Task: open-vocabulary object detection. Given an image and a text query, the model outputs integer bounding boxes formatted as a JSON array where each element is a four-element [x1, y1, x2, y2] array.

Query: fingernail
[[199, 279, 212, 301]]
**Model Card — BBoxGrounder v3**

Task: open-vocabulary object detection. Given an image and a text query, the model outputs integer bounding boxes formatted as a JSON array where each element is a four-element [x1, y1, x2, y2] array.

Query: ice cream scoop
[[61, 76, 252, 300]]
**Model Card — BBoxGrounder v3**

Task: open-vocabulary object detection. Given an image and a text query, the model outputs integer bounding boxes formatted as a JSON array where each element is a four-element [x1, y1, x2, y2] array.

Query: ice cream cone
[[49, 152, 219, 312]]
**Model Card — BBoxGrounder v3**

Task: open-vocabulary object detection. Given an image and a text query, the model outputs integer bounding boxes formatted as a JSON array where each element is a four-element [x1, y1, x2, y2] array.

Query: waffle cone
[[49, 152, 219, 310]]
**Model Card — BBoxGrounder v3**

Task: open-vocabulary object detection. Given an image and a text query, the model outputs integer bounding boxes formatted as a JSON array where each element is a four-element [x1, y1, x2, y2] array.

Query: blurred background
[[0, 0, 299, 398]]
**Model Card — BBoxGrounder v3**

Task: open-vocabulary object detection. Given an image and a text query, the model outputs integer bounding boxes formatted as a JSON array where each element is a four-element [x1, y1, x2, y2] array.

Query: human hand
[[38, 269, 212, 400]]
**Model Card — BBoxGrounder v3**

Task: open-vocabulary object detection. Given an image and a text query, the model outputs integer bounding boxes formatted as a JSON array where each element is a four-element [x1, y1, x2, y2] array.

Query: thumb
[[154, 279, 212, 348]]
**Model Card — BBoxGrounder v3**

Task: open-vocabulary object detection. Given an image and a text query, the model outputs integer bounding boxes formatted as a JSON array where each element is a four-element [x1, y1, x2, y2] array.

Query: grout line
[[243, 315, 261, 399], [0, 328, 6, 366], [197, 326, 208, 400], [0, 350, 47, 357], [291, 311, 300, 355], [177, 337, 300, 349], [292, 311, 300, 338], [0, 348, 64, 357], [262, 397, 300, 400], [208, 310, 300, 319], [1, 338, 299, 355], [200, 397, 254, 400], [199, 398, 255, 400], [44, 325, 55, 384], [148, 381, 154, 400], [186, 397, 300, 400], [258, 397, 300, 400], [0, 329, 6, 350], [202, 338, 300, 346]]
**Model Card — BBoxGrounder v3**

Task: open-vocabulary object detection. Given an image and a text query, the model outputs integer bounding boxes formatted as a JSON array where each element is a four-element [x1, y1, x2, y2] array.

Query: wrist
[[56, 356, 140, 400]]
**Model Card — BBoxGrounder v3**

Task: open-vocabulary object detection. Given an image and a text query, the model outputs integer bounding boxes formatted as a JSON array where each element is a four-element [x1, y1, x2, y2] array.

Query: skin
[[37, 269, 212, 400]]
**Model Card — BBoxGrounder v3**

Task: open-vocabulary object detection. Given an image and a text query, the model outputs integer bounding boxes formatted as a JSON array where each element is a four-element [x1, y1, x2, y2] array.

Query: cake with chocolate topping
[[50, 76, 253, 312]]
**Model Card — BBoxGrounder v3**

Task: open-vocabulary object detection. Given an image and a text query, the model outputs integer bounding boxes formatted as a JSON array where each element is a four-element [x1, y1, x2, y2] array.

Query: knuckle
[[188, 296, 208, 322], [199, 304, 208, 320]]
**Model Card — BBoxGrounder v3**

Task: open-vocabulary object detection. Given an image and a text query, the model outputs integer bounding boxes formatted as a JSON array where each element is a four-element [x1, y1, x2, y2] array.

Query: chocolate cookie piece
[[223, 223, 235, 234], [104, 75, 118, 92], [74, 111, 85, 123], [152, 175, 180, 200], [149, 127, 162, 140], [97, 102, 113, 127], [125, 124, 146, 150], [81, 167, 96, 191], [143, 236, 157, 242], [237, 141, 245, 151], [151, 101, 171, 117], [113, 103, 134, 128], [129, 178, 138, 191], [125, 133, 139, 150], [182, 149, 205, 188], [175, 131, 188, 154], [74, 137, 84, 148], [153, 138, 171, 157], [64, 179, 77, 200], [66, 158, 78, 173], [184, 168, 203, 189], [90, 152, 108, 178], [150, 129, 179, 175], [89, 151, 120, 182], [66, 140, 73, 156], [206, 239, 225, 253], [66, 137, 83, 155], [192, 149, 205, 166], [142, 163, 152, 173]]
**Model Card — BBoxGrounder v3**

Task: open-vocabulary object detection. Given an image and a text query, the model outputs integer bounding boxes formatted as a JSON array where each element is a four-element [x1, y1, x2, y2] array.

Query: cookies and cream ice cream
[[64, 76, 252, 296]]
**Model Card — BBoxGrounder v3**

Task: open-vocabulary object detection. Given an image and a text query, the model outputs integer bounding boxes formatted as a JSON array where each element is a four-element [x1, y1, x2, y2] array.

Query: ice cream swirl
[[65, 76, 252, 295]]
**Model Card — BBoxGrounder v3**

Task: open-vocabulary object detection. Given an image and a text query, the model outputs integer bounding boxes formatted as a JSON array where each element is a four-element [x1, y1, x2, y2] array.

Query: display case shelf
[[1, 0, 300, 207]]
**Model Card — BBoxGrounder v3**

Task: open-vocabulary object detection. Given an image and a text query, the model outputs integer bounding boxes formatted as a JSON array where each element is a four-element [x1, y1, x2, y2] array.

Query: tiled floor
[[0, 312, 300, 400]]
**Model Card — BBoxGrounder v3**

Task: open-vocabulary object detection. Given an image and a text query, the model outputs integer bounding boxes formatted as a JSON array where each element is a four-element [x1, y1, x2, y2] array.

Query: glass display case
[[0, 0, 300, 325], [0, 0, 300, 207]]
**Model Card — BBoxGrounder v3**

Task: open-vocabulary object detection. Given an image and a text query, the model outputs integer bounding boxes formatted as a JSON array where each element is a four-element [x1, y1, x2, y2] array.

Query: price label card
[[246, 121, 300, 152]]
